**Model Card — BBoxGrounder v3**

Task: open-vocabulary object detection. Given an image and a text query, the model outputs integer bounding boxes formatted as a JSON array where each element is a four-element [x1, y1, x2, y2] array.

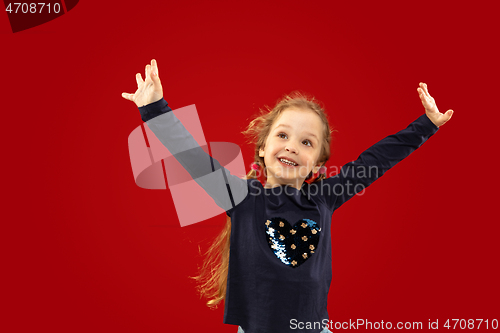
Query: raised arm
[[320, 82, 453, 211], [122, 60, 248, 214]]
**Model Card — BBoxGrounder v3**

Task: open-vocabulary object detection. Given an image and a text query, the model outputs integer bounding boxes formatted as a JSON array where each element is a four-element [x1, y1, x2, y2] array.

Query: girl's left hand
[[417, 82, 454, 127]]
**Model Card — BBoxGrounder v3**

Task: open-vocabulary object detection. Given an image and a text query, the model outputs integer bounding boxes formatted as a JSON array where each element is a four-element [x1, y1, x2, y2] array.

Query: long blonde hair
[[190, 91, 334, 308]]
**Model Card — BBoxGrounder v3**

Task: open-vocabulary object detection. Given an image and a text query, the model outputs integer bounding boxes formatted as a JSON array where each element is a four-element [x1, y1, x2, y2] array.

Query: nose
[[285, 144, 297, 154]]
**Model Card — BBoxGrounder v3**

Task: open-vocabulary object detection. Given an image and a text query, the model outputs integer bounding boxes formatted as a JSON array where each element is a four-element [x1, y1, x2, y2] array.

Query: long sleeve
[[318, 114, 439, 211], [139, 98, 249, 215], [138, 98, 174, 122]]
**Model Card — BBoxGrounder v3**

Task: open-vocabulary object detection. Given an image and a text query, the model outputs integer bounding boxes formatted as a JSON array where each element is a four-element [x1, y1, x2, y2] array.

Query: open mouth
[[278, 157, 298, 168]]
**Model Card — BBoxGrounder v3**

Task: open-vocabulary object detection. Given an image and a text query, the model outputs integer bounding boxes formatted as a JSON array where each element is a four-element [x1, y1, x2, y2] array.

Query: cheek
[[267, 145, 279, 157]]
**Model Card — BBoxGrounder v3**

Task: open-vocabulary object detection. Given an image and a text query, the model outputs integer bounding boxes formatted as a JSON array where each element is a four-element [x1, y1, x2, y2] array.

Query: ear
[[259, 148, 265, 157]]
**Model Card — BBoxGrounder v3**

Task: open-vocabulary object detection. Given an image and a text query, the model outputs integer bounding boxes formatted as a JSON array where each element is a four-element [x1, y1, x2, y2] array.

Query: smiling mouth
[[278, 157, 298, 167]]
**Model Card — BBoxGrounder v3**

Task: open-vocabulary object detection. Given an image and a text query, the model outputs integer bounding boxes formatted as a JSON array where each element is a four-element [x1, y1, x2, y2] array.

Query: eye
[[303, 139, 312, 147], [278, 132, 313, 147]]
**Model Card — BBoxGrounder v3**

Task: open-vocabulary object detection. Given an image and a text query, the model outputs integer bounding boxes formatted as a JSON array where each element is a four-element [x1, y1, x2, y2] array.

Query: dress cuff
[[138, 98, 172, 122], [418, 113, 440, 135]]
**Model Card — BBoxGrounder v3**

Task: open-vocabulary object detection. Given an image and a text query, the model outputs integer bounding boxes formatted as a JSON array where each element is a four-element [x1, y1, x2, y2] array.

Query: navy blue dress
[[139, 98, 439, 333]]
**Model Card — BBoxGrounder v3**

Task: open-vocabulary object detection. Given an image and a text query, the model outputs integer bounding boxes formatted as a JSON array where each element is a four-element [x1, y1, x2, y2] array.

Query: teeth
[[279, 158, 297, 166]]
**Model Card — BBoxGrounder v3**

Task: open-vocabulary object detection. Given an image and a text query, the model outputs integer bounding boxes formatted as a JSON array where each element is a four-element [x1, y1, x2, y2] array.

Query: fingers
[[418, 82, 431, 98], [417, 87, 424, 99], [121, 92, 134, 101], [123, 60, 160, 104], [445, 109, 454, 120], [151, 59, 158, 76], [439, 110, 454, 127], [417, 87, 429, 104], [144, 59, 158, 82], [417, 86, 426, 100], [150, 59, 161, 85], [136, 73, 144, 87]]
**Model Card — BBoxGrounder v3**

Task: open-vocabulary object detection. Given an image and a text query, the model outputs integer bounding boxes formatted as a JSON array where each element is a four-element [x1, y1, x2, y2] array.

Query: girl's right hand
[[121, 59, 163, 107]]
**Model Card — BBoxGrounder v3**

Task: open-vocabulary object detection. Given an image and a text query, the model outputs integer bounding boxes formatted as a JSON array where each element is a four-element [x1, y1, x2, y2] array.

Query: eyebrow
[[274, 124, 319, 141]]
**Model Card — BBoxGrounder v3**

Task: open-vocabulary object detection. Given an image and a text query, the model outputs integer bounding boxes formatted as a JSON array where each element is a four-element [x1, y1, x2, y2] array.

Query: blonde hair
[[190, 91, 334, 308]]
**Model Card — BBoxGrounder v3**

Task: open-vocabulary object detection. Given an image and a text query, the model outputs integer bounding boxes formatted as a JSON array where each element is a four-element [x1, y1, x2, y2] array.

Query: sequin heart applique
[[265, 217, 321, 268]]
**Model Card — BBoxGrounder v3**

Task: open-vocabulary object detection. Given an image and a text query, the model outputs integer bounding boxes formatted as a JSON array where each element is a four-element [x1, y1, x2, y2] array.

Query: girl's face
[[259, 107, 324, 189]]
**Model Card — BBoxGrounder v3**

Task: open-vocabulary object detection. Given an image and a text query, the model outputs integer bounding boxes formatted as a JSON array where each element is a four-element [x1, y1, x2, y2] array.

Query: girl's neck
[[263, 181, 304, 190]]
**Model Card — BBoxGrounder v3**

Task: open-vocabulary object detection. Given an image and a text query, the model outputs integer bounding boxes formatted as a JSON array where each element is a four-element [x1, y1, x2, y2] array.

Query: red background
[[2, 0, 499, 332]]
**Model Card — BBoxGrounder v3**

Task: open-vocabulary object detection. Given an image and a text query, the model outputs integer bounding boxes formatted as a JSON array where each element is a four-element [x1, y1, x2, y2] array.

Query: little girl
[[122, 59, 453, 333]]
